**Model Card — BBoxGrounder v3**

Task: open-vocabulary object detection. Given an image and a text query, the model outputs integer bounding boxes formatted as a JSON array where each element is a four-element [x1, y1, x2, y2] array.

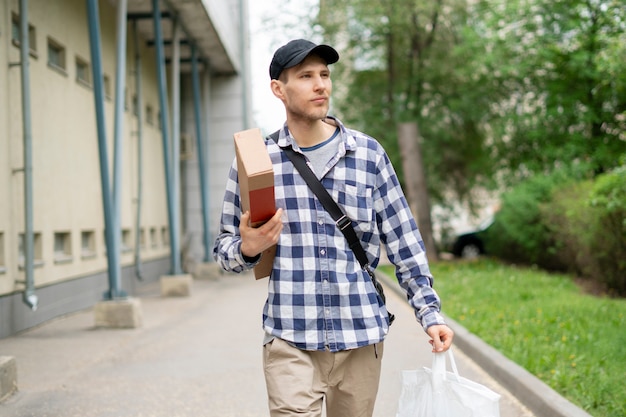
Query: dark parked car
[[450, 215, 494, 259]]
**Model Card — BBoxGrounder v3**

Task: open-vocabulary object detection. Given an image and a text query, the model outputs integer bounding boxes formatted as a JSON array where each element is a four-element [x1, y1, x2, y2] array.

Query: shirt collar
[[275, 116, 357, 153]]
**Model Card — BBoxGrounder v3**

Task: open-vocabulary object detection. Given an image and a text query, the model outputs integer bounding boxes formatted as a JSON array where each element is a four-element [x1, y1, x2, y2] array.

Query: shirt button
[[325, 309, 330, 315], [320, 249, 326, 256], [318, 219, 324, 225]]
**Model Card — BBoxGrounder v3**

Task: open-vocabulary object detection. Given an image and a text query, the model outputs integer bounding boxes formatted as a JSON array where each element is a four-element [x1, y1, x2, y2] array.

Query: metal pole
[[191, 45, 211, 262], [171, 17, 181, 267], [132, 19, 144, 280], [112, 0, 127, 268], [238, 0, 250, 128], [19, 0, 37, 310], [152, 0, 181, 274], [86, 0, 125, 299], [111, 0, 128, 290]]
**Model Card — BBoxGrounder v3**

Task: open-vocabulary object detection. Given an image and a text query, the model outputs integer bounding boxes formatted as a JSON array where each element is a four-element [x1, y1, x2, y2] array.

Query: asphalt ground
[[0, 271, 535, 417]]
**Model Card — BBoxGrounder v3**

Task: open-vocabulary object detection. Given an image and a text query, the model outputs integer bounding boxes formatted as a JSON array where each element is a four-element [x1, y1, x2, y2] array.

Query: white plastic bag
[[396, 348, 501, 417]]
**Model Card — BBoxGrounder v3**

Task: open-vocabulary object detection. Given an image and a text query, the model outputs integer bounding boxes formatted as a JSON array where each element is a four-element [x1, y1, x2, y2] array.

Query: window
[[139, 228, 146, 249], [75, 56, 90, 86], [146, 104, 154, 125], [81, 230, 96, 259], [47, 37, 66, 73], [132, 95, 138, 117], [150, 227, 158, 248], [103, 74, 112, 99], [161, 226, 169, 246], [121, 229, 132, 253], [18, 232, 44, 269], [11, 13, 37, 56], [0, 232, 5, 274], [54, 231, 72, 263], [180, 133, 194, 160]]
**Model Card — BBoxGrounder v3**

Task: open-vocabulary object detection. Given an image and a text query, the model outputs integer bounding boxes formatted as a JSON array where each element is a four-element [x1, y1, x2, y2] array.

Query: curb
[[379, 272, 593, 417]]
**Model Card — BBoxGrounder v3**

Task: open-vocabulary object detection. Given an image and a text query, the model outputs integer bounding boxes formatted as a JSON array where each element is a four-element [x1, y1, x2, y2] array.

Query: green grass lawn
[[381, 258, 625, 417]]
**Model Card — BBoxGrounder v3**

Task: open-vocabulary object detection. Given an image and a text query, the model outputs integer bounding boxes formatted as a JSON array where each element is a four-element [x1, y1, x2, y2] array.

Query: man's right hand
[[240, 208, 283, 258]]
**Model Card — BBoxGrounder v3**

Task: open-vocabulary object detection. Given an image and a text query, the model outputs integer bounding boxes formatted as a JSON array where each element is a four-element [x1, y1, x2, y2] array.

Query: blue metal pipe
[[191, 45, 211, 262], [86, 0, 125, 299], [152, 0, 181, 274], [132, 19, 145, 280], [170, 18, 181, 266], [112, 0, 127, 254], [19, 0, 37, 310]]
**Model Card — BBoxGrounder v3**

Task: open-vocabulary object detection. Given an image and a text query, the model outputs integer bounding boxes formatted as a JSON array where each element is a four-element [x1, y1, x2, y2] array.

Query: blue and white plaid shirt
[[213, 117, 445, 352]]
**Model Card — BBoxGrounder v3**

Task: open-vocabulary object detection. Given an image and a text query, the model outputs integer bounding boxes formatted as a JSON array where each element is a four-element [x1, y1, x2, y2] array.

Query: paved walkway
[[0, 271, 534, 417]]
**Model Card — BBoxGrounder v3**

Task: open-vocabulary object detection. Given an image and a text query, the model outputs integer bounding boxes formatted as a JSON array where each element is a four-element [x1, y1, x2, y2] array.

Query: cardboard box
[[234, 128, 276, 279]]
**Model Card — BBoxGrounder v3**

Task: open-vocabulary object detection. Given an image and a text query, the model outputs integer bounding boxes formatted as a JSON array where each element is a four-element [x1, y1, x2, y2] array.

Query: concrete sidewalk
[[0, 271, 534, 417]]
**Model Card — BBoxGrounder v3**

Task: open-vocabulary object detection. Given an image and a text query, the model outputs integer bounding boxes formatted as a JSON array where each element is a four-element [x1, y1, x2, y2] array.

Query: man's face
[[274, 54, 332, 123]]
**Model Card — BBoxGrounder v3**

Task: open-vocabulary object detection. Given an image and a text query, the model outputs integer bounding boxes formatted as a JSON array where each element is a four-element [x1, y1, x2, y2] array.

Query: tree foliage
[[318, 0, 498, 206], [481, 0, 626, 180], [316, 0, 626, 207]]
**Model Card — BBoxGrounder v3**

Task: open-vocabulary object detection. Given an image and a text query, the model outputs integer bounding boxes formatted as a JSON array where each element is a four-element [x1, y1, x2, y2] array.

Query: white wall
[[0, 0, 171, 296]]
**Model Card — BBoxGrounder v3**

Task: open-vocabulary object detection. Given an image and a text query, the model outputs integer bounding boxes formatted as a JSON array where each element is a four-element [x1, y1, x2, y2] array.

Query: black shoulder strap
[[269, 131, 394, 324], [269, 131, 369, 269]]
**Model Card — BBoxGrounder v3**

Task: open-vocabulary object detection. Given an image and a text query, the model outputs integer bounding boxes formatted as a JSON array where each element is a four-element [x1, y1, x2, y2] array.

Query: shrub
[[587, 167, 626, 295], [487, 166, 626, 296], [540, 181, 596, 277], [484, 171, 572, 270]]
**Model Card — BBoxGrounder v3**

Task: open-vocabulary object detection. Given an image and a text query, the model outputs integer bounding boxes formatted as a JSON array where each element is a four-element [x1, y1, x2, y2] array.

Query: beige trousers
[[263, 337, 383, 417]]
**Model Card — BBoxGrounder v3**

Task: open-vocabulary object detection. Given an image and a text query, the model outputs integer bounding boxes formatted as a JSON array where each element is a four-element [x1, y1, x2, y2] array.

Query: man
[[213, 39, 453, 417]]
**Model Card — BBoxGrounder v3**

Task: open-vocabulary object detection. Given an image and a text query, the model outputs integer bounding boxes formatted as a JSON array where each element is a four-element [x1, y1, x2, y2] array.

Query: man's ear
[[270, 79, 285, 100]]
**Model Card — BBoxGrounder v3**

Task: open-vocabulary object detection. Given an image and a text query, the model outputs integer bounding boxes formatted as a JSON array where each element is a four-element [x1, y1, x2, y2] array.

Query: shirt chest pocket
[[332, 183, 374, 234]]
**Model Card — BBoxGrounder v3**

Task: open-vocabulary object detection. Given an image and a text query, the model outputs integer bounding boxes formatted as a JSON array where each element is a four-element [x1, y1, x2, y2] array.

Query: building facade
[[0, 0, 250, 338]]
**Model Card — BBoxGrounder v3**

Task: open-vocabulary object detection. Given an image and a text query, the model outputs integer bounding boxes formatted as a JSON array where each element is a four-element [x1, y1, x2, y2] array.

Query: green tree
[[317, 0, 626, 201], [476, 0, 626, 180], [318, 0, 498, 207]]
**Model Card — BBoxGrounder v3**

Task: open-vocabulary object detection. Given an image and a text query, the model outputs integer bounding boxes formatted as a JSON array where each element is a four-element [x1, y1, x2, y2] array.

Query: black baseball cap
[[269, 39, 339, 80]]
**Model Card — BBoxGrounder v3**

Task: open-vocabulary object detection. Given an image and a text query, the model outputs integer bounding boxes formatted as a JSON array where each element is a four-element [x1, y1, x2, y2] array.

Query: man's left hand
[[427, 324, 454, 352]]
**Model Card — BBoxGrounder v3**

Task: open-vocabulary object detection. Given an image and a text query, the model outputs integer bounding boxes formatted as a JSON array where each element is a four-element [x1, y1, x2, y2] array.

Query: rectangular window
[[161, 227, 169, 246], [47, 37, 66, 73], [54, 231, 72, 263], [0, 232, 6, 274], [11, 13, 37, 55], [76, 56, 91, 86], [81, 230, 96, 259], [18, 232, 44, 268], [139, 228, 146, 249], [132, 95, 138, 117], [104, 74, 112, 99], [180, 133, 194, 160], [146, 104, 154, 125], [150, 227, 158, 248], [121, 229, 132, 253]]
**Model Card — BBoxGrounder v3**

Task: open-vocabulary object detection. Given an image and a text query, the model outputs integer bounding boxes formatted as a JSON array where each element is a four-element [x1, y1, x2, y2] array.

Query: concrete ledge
[[0, 356, 17, 402], [380, 273, 593, 417], [160, 274, 193, 297], [192, 262, 222, 280], [94, 298, 143, 328]]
